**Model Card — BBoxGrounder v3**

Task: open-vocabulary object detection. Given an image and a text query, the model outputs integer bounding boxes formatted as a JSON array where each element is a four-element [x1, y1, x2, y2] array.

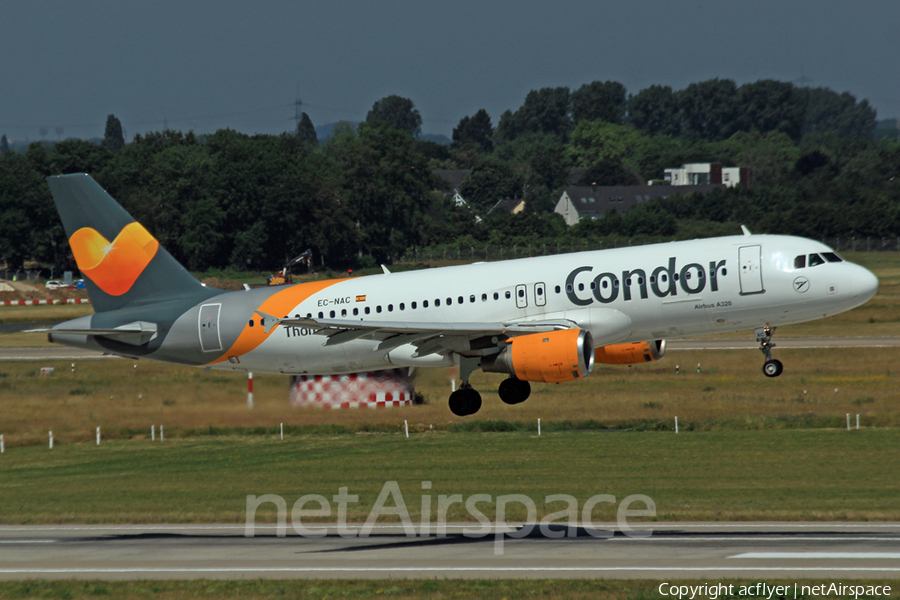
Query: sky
[[1, 0, 897, 142]]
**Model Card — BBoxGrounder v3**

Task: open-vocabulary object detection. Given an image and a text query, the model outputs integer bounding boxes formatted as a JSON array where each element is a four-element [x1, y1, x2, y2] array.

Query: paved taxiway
[[1, 523, 898, 580], [2, 337, 899, 361]]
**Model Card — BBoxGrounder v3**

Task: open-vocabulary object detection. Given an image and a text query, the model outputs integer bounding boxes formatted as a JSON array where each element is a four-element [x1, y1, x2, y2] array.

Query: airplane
[[37, 173, 879, 416]]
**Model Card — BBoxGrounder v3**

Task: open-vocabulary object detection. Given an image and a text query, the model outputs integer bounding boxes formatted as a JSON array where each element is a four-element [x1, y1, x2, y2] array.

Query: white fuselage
[[177, 234, 876, 375]]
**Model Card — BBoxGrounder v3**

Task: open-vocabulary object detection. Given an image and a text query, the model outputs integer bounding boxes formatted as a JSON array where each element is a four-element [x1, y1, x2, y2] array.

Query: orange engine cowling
[[594, 340, 666, 365], [482, 329, 594, 383]]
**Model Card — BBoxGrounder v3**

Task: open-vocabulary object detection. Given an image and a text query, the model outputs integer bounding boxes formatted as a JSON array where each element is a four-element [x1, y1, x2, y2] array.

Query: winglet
[[381, 264, 391, 275], [741, 225, 752, 236]]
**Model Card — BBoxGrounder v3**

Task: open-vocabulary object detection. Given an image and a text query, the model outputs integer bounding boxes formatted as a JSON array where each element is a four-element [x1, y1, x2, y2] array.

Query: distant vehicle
[[267, 250, 313, 286], [45, 281, 66, 290]]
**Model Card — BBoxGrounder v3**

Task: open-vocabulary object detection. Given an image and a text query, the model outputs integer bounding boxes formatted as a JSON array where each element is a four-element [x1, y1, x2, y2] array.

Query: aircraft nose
[[851, 266, 879, 302]]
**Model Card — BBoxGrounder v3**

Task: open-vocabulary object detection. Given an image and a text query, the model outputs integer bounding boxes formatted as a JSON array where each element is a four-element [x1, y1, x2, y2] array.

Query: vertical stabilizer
[[47, 173, 215, 313]]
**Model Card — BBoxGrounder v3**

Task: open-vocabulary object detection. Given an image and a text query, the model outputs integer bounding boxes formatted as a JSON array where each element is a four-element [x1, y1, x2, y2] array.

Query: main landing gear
[[448, 357, 532, 416], [448, 385, 482, 417], [498, 377, 531, 405], [756, 326, 783, 378]]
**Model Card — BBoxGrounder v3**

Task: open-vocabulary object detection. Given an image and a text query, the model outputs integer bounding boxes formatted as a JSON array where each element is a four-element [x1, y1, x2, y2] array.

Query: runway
[[1, 523, 899, 579], [2, 337, 900, 361]]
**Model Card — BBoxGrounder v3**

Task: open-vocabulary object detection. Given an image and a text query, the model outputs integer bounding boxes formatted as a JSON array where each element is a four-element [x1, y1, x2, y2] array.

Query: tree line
[[0, 79, 898, 273]]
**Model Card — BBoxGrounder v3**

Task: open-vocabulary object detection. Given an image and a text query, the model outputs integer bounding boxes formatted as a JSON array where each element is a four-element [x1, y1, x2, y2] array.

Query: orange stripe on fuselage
[[206, 278, 342, 365]]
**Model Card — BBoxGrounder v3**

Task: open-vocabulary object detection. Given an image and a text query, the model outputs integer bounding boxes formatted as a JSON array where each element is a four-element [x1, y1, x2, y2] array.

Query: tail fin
[[47, 173, 214, 313]]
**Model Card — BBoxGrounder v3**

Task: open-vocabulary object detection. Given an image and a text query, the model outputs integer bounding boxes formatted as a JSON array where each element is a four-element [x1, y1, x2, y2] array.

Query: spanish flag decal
[[356, 295, 366, 302], [69, 222, 159, 296]]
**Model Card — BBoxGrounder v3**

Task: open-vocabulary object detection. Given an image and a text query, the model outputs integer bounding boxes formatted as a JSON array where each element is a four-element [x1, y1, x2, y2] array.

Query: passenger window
[[248, 320, 255, 327], [306, 313, 312, 318], [353, 308, 358, 316], [458, 296, 464, 304], [399, 303, 405, 311], [555, 285, 561, 293], [376, 306, 383, 313], [318, 312, 323, 318], [481, 293, 487, 301], [365, 307, 370, 315], [423, 300, 429, 308], [435, 299, 440, 307], [518, 289, 525, 297], [470, 295, 476, 303], [330, 310, 335, 318], [388, 304, 393, 312], [341, 309, 347, 317], [411, 302, 417, 309], [446, 298, 452, 305], [493, 292, 499, 300], [505, 291, 511, 299], [823, 252, 843, 263], [578, 283, 584, 291], [808, 253, 825, 267]]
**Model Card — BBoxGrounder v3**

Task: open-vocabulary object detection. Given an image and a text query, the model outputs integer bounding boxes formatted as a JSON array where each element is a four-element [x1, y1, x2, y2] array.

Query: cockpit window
[[822, 252, 843, 263], [808, 253, 825, 267], [794, 255, 806, 269]]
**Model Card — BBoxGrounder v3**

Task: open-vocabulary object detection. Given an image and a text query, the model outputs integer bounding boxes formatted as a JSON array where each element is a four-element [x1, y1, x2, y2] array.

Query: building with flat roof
[[664, 163, 748, 188]]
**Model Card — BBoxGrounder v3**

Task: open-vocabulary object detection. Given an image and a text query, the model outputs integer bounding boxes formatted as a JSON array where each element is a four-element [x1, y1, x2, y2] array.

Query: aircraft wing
[[257, 312, 577, 356]]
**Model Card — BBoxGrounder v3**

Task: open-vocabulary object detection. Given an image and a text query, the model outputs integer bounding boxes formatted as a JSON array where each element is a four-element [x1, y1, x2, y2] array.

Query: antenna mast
[[293, 86, 303, 131]]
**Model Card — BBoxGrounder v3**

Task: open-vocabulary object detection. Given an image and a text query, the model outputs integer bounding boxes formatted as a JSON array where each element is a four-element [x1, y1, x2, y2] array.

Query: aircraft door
[[738, 245, 764, 295], [515, 284, 528, 308], [534, 282, 546, 307], [198, 303, 223, 352]]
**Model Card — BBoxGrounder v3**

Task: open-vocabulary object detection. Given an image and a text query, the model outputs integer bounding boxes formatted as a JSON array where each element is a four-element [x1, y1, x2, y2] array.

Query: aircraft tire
[[449, 388, 482, 416], [762, 359, 783, 378], [498, 377, 531, 405]]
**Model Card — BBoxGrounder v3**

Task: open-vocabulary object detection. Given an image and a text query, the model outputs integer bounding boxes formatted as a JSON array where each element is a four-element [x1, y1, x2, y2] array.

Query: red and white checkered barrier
[[290, 369, 415, 409], [0, 298, 91, 306]]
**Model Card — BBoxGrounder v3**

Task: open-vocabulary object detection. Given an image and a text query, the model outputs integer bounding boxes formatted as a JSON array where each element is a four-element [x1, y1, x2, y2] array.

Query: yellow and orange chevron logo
[[69, 222, 159, 296]]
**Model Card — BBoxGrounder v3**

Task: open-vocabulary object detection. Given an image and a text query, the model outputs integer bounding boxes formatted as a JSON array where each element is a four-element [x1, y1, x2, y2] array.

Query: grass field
[[1, 428, 898, 523], [0, 580, 896, 600], [0, 345, 898, 448]]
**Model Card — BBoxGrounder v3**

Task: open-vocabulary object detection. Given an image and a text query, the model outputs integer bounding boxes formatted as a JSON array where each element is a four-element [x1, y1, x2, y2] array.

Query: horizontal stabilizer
[[29, 321, 159, 346]]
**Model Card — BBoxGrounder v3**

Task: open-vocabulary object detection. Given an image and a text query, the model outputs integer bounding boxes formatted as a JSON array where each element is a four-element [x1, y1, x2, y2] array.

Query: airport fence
[[399, 236, 900, 263]]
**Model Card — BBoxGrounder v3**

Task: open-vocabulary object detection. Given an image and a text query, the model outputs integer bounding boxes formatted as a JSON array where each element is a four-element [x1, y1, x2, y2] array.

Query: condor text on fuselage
[[564, 257, 728, 306]]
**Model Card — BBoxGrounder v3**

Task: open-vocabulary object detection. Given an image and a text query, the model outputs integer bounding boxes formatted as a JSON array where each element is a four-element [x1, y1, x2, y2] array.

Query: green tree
[[575, 160, 642, 186], [677, 79, 739, 141], [735, 80, 806, 141], [571, 80, 627, 125], [366, 95, 422, 137], [495, 132, 566, 213], [628, 85, 680, 136], [496, 87, 571, 142], [297, 112, 319, 147], [566, 120, 648, 167], [458, 159, 522, 211], [801, 87, 877, 139], [102, 114, 125, 151], [452, 109, 494, 152], [336, 120, 434, 263], [0, 135, 9, 155]]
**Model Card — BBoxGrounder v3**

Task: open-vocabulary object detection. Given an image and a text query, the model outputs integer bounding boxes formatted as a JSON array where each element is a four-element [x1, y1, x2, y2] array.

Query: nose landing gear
[[756, 326, 783, 377]]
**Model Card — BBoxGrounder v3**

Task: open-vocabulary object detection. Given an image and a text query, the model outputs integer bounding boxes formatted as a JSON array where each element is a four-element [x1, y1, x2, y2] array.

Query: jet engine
[[482, 329, 594, 383], [594, 340, 666, 365]]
